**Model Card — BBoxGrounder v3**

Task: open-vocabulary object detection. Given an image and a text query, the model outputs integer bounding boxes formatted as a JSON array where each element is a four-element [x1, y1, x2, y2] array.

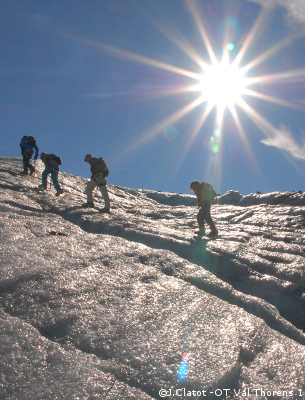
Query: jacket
[[89, 157, 109, 183], [20, 136, 39, 159], [193, 182, 215, 204], [41, 153, 60, 169]]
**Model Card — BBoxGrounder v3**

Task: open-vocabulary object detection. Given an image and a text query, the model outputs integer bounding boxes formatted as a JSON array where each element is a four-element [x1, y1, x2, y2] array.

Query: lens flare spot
[[204, 134, 220, 153], [226, 43, 235, 51], [214, 128, 221, 137], [163, 126, 178, 141], [177, 352, 189, 383]]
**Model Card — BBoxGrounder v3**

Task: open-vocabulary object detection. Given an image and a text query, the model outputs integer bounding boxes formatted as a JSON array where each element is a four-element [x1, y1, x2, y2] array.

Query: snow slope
[[1, 156, 305, 400]]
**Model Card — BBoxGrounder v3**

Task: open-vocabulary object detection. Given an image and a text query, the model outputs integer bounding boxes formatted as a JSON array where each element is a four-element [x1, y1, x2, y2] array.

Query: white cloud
[[249, 0, 305, 25], [261, 125, 305, 160]]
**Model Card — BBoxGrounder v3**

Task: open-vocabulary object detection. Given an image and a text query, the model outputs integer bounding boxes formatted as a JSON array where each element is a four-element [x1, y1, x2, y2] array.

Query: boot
[[82, 202, 94, 208], [209, 225, 218, 237], [30, 166, 35, 175], [100, 208, 110, 214], [56, 188, 64, 197], [38, 184, 47, 190], [196, 226, 205, 236]]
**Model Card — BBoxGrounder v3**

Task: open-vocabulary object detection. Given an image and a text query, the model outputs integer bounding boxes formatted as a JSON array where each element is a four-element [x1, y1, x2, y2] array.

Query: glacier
[[1, 156, 305, 400]]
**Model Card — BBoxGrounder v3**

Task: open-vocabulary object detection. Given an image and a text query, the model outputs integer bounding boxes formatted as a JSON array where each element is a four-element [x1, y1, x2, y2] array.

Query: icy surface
[[1, 157, 305, 399]]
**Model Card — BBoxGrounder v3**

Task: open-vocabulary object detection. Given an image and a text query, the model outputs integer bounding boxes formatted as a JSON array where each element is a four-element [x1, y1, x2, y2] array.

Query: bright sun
[[87, 0, 305, 171], [198, 55, 247, 109]]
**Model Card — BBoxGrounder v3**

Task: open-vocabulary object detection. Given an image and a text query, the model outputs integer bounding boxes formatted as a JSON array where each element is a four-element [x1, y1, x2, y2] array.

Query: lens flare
[[163, 126, 178, 141], [177, 352, 189, 383], [226, 43, 235, 51], [33, 0, 305, 181]]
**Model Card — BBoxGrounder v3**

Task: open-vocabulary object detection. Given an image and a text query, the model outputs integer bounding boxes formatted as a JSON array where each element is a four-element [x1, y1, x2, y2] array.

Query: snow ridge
[[1, 157, 305, 400]]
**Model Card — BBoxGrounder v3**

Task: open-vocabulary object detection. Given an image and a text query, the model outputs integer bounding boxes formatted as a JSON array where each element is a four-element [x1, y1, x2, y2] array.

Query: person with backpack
[[20, 135, 39, 175], [38, 152, 63, 196], [190, 180, 218, 237], [83, 154, 110, 213]]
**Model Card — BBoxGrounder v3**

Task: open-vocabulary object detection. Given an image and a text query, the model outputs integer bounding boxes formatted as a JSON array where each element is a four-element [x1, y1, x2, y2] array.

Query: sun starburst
[[56, 0, 305, 185], [195, 52, 248, 110]]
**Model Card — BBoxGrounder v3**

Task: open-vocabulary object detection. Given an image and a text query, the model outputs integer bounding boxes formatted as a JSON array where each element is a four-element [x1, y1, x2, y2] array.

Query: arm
[[34, 145, 39, 160]]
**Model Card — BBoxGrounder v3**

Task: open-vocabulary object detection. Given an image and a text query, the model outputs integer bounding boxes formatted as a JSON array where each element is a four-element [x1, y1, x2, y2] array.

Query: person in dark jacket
[[83, 154, 110, 213], [20, 135, 39, 175], [38, 152, 63, 196], [190, 180, 218, 237]]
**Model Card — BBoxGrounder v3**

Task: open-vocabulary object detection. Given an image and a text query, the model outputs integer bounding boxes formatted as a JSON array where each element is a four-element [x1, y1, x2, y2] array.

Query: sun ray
[[177, 103, 216, 167], [185, 103, 215, 154], [5, 13, 201, 82], [111, 96, 206, 165], [238, 97, 279, 138], [186, 0, 218, 66], [246, 67, 305, 85], [237, 98, 305, 184], [228, 104, 264, 178], [99, 43, 201, 80], [241, 34, 297, 74], [233, 5, 271, 68], [141, 9, 211, 71], [88, 82, 200, 102], [244, 89, 305, 112], [166, 103, 215, 185]]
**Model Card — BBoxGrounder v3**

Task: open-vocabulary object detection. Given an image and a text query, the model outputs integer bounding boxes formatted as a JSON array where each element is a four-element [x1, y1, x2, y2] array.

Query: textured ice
[[1, 157, 305, 399]]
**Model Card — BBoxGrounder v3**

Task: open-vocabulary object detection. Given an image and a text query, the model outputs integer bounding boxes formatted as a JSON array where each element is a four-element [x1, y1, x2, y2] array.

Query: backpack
[[50, 154, 62, 165], [204, 182, 216, 201], [99, 157, 109, 177], [27, 136, 36, 147], [20, 136, 28, 148]]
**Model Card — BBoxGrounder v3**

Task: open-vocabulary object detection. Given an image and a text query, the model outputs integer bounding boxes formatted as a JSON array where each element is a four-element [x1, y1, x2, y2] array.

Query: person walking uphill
[[20, 135, 39, 175], [190, 180, 218, 237], [83, 154, 110, 213], [39, 152, 64, 196]]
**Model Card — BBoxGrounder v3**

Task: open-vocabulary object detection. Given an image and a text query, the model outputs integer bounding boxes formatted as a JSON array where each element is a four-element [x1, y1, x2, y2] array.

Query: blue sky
[[1, 0, 305, 195]]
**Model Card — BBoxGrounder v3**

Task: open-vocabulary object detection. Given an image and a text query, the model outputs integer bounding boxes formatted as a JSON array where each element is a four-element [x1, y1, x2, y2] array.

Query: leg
[[201, 202, 217, 235], [50, 169, 61, 190], [84, 179, 97, 204], [197, 206, 206, 234], [201, 204, 214, 226], [41, 167, 51, 187], [23, 154, 32, 174], [99, 184, 110, 210]]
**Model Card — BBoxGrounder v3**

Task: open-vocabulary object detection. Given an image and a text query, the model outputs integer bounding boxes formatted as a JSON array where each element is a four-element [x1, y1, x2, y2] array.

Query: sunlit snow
[[1, 157, 305, 400]]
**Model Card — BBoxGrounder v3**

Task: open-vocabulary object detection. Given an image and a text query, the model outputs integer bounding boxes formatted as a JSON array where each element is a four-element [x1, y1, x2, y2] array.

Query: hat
[[84, 154, 93, 163]]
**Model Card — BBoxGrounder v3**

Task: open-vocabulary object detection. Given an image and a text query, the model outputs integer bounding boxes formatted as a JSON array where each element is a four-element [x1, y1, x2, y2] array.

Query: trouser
[[42, 166, 61, 190], [22, 153, 33, 173], [197, 201, 215, 228], [85, 179, 110, 209]]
